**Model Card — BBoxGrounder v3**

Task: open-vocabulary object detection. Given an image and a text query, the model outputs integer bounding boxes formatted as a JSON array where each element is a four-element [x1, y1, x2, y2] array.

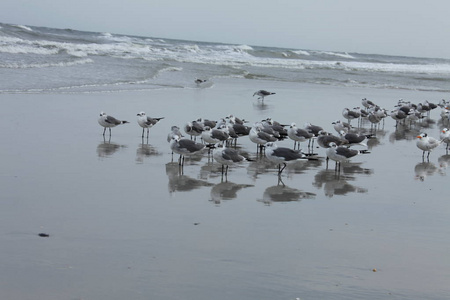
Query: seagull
[[390, 109, 407, 126], [367, 112, 381, 129], [201, 126, 230, 145], [195, 78, 207, 85], [440, 128, 450, 153], [326, 142, 367, 172], [339, 130, 369, 147], [170, 135, 206, 166], [137, 112, 164, 138], [304, 122, 324, 149], [184, 121, 204, 140], [213, 143, 246, 176], [197, 118, 217, 129], [253, 90, 275, 101], [265, 142, 308, 175], [342, 108, 360, 124], [226, 114, 247, 125], [167, 126, 184, 143], [332, 120, 352, 134], [416, 133, 441, 160], [304, 122, 323, 137], [264, 118, 288, 138], [249, 123, 277, 152], [98, 111, 129, 136], [361, 98, 376, 109], [317, 131, 348, 149], [287, 122, 313, 150]]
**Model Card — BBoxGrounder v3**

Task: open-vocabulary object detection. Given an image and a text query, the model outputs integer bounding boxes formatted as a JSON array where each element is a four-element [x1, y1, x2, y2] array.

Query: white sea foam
[[0, 58, 93, 69], [292, 50, 310, 56], [3, 32, 450, 76], [315, 51, 355, 59], [3, 23, 450, 93], [13, 24, 33, 31]]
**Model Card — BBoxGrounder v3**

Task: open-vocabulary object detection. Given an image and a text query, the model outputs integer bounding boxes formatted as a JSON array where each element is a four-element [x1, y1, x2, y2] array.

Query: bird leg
[[278, 163, 287, 174], [102, 127, 106, 136]]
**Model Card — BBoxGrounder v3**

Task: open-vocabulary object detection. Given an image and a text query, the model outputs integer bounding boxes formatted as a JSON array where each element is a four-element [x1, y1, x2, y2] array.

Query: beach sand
[[1, 78, 449, 299]]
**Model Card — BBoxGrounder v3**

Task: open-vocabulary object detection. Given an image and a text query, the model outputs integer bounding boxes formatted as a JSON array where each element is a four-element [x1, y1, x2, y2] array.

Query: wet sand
[[1, 78, 449, 300]]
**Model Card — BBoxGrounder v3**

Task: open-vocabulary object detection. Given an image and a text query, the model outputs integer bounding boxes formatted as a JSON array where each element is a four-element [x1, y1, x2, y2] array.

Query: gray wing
[[178, 139, 205, 152], [344, 133, 365, 143], [335, 146, 358, 158], [273, 148, 303, 161], [257, 131, 277, 142], [146, 116, 164, 126], [105, 115, 122, 125], [223, 148, 244, 163], [211, 129, 229, 141], [296, 128, 313, 138]]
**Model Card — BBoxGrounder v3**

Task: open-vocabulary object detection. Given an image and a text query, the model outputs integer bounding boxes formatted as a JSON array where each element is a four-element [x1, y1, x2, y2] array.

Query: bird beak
[[417, 136, 422, 139]]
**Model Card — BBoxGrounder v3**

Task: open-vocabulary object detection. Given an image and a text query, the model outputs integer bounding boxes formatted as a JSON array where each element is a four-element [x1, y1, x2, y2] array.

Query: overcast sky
[[2, 0, 449, 59]]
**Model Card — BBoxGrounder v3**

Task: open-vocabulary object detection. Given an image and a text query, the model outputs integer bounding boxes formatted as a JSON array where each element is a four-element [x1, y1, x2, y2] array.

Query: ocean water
[[2, 22, 450, 94]]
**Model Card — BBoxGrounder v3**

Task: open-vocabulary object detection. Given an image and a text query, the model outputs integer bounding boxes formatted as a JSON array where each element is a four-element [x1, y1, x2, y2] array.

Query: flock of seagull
[[97, 89, 450, 179]]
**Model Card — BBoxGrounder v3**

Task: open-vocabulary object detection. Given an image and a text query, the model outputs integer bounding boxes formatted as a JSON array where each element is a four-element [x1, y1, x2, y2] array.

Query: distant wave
[[292, 50, 310, 56], [315, 51, 355, 59], [12, 24, 33, 31], [0, 58, 93, 69]]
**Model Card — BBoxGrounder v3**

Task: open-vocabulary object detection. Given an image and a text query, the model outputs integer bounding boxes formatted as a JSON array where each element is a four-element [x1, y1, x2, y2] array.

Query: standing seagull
[[98, 111, 129, 136], [184, 121, 204, 140], [440, 128, 450, 154], [170, 135, 206, 166], [339, 130, 369, 147], [416, 133, 441, 160], [287, 122, 313, 150], [213, 143, 246, 176], [253, 90, 276, 101], [265, 142, 308, 175], [137, 112, 164, 138], [167, 126, 184, 143], [249, 123, 278, 152], [342, 108, 360, 124], [326, 142, 367, 172]]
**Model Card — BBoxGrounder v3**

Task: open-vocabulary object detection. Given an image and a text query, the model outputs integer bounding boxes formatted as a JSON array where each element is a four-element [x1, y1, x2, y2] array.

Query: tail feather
[[121, 121, 129, 124]]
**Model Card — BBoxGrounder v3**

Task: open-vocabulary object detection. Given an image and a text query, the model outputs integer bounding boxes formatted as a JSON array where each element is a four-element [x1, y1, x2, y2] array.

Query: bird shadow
[[414, 161, 438, 181], [96, 138, 127, 158], [312, 169, 368, 198], [136, 141, 161, 163], [257, 184, 315, 205], [209, 180, 254, 205], [166, 162, 214, 194]]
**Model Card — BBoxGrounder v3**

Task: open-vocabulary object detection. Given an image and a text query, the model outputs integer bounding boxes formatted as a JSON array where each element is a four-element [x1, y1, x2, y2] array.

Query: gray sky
[[2, 0, 449, 59]]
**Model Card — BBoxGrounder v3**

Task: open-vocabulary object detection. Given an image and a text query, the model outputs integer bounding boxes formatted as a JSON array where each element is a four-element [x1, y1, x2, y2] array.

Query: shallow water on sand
[[1, 79, 449, 300]]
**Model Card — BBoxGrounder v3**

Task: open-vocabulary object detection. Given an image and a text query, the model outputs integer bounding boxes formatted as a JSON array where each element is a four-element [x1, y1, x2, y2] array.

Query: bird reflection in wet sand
[[97, 138, 127, 158], [313, 169, 368, 198], [166, 162, 213, 194], [414, 161, 438, 181], [258, 184, 315, 205], [136, 140, 161, 163], [210, 181, 254, 205], [438, 154, 450, 174]]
